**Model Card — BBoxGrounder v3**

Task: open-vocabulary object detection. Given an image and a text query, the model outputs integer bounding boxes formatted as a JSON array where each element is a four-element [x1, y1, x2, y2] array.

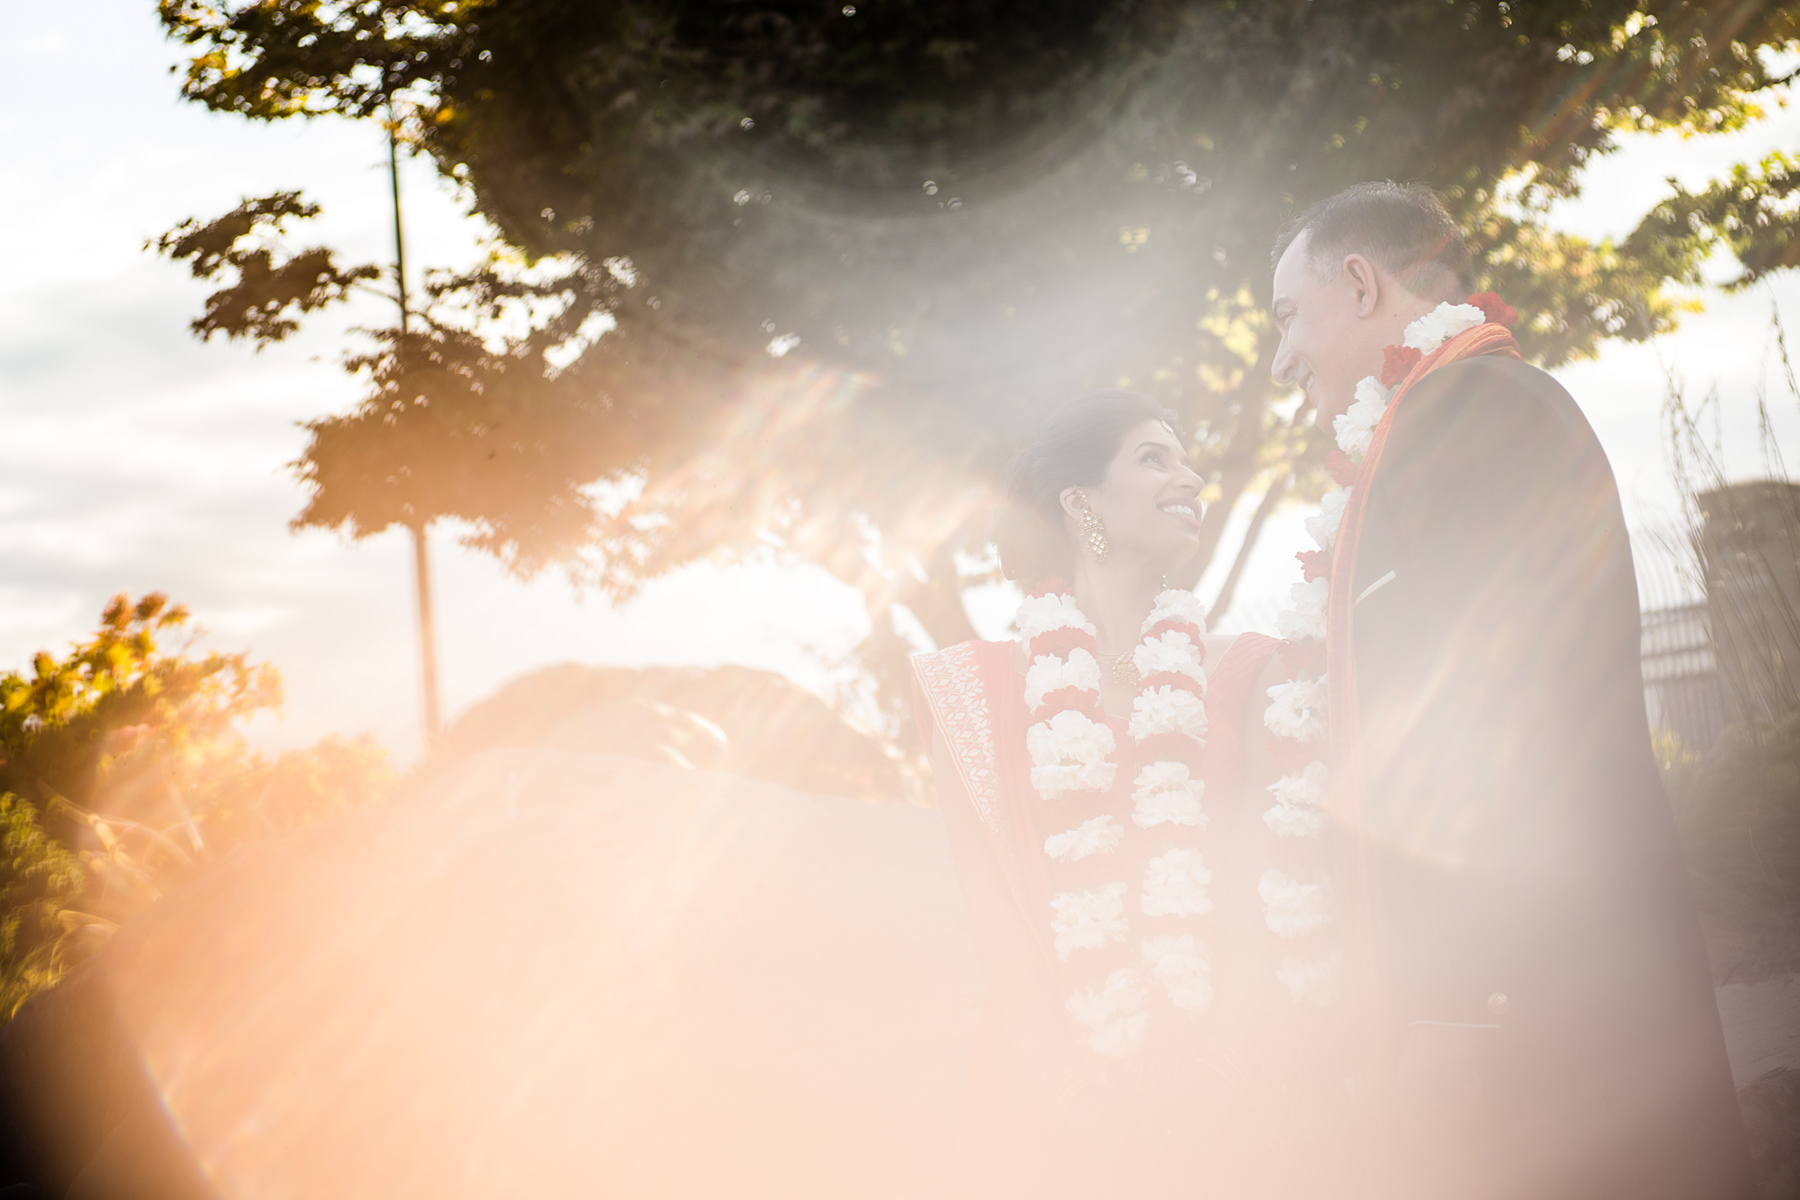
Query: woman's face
[[1064, 419, 1204, 571]]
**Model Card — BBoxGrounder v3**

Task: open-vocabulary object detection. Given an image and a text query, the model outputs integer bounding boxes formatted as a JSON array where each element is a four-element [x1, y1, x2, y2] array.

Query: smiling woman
[[912, 390, 1349, 1194]]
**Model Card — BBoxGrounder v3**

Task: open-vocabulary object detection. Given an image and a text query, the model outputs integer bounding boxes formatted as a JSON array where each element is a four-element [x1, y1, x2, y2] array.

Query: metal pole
[[390, 98, 440, 746], [411, 521, 442, 744], [389, 108, 411, 333]]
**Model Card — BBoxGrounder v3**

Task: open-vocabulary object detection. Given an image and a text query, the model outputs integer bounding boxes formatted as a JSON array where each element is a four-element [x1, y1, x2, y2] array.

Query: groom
[[1267, 182, 1753, 1198]]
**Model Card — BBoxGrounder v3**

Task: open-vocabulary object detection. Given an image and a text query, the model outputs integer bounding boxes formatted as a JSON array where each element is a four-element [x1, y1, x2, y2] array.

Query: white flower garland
[[1145, 588, 1208, 630], [1026, 709, 1117, 798], [1024, 646, 1102, 712], [1256, 299, 1494, 1005], [1017, 591, 1096, 642], [1142, 847, 1215, 917], [1050, 882, 1130, 960], [1130, 761, 1206, 829], [1133, 629, 1208, 686], [1311, 301, 1487, 558], [1019, 583, 1212, 1054], [1044, 815, 1125, 863], [1126, 684, 1208, 742], [1275, 577, 1329, 642], [1401, 302, 1487, 352], [1302, 486, 1351, 554], [1142, 933, 1213, 1012], [1264, 760, 1329, 839], [1333, 376, 1390, 459], [1066, 967, 1150, 1056], [1257, 868, 1334, 940], [1263, 676, 1329, 743]]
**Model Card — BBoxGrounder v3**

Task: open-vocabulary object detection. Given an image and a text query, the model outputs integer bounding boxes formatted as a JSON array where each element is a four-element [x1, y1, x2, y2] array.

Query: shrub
[[0, 794, 84, 1020], [1666, 708, 1800, 983], [0, 595, 394, 1020]]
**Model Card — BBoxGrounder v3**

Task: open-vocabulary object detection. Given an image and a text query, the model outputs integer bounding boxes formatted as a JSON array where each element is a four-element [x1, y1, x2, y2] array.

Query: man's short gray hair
[[1271, 181, 1476, 303]]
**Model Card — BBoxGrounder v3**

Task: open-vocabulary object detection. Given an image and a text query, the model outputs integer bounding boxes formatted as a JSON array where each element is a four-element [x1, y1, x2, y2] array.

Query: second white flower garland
[[1260, 298, 1499, 1006], [1018, 582, 1211, 1056]]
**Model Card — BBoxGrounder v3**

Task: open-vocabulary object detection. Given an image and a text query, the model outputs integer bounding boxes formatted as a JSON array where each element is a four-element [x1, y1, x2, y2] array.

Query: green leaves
[[153, 182, 649, 585], [289, 313, 635, 583], [0, 793, 84, 1021], [151, 3, 1800, 390], [1635, 152, 1800, 291], [1471, 211, 1684, 368], [0, 593, 280, 817], [0, 596, 396, 1022], [153, 0, 1800, 640], [156, 0, 480, 120], [151, 191, 381, 347]]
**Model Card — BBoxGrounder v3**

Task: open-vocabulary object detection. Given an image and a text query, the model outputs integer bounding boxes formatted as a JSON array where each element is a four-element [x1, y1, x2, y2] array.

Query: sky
[[3, 4, 1798, 762]]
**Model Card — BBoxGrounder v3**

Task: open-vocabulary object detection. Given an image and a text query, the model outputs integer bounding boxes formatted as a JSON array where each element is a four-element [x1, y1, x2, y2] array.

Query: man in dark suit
[[1267, 181, 1754, 1198]]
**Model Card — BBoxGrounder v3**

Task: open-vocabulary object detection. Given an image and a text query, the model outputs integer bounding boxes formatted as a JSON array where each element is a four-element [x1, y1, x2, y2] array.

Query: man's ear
[[1342, 253, 1382, 318]]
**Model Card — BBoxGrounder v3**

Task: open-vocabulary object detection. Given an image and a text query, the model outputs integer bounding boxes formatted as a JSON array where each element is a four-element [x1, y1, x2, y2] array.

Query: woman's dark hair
[[995, 389, 1183, 584]]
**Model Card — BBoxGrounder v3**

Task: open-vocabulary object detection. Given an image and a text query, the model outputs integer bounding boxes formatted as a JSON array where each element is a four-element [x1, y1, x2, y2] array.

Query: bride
[[912, 390, 1349, 1196]]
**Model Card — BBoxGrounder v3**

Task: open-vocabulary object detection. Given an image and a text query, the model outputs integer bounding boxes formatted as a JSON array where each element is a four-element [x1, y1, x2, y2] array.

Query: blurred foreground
[[0, 599, 1795, 1195], [0, 733, 1796, 1196], [1, 752, 979, 1200]]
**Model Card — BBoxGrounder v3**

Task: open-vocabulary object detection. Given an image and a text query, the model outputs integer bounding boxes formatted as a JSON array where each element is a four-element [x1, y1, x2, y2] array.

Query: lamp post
[[388, 96, 442, 749]]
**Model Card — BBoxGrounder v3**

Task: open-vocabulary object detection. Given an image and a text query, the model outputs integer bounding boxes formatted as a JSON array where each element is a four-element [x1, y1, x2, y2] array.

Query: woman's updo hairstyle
[[995, 389, 1184, 584]]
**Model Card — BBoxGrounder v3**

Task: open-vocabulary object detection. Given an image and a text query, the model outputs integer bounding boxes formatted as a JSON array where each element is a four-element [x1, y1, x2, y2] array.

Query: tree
[[157, 0, 1800, 739], [0, 595, 395, 1019], [154, 163, 637, 744]]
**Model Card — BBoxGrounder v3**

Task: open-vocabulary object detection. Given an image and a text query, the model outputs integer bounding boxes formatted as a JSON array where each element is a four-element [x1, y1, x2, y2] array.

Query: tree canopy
[[157, 0, 1800, 658]]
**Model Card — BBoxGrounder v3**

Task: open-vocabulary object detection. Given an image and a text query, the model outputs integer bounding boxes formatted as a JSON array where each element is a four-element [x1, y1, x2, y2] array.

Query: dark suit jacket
[[1350, 354, 1754, 1198]]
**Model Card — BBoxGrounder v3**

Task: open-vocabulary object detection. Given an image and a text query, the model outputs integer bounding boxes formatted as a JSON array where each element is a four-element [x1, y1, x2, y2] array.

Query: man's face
[[1270, 232, 1381, 432]]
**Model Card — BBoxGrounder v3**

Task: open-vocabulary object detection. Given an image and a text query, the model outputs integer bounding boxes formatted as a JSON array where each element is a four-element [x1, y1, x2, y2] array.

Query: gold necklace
[[1095, 648, 1140, 688]]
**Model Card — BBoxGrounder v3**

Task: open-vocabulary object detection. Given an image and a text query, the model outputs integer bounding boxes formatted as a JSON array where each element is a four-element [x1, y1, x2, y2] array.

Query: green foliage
[[153, 1, 1800, 641], [157, 0, 467, 120], [151, 192, 642, 585], [0, 596, 395, 1021], [0, 795, 84, 1021], [151, 191, 383, 348], [0, 593, 280, 817], [286, 265, 641, 578], [1639, 151, 1800, 291], [199, 733, 397, 844]]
